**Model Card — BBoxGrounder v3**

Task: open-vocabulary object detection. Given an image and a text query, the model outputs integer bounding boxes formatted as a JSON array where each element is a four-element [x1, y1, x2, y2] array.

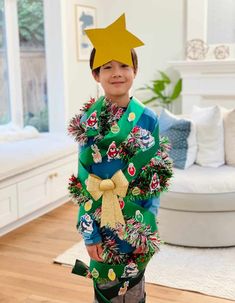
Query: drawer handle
[[48, 172, 58, 179]]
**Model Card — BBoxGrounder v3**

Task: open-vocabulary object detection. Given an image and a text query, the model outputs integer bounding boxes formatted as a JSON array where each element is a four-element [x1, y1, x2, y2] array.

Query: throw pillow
[[223, 108, 235, 165], [191, 105, 224, 167], [159, 109, 197, 169]]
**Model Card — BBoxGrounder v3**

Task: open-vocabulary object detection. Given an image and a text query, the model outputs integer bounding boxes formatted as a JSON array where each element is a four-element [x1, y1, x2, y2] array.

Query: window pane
[[0, 0, 11, 125], [207, 0, 235, 44], [17, 0, 48, 132]]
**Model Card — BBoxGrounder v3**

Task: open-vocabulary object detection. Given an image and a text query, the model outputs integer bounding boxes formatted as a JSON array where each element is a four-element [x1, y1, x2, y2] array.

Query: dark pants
[[93, 274, 145, 303]]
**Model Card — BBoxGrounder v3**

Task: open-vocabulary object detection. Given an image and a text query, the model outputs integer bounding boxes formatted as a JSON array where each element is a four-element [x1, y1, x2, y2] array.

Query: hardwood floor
[[0, 201, 232, 303]]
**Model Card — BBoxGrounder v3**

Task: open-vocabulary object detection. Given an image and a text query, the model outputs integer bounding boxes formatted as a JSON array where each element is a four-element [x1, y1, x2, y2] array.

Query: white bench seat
[[0, 133, 77, 182], [0, 133, 77, 236]]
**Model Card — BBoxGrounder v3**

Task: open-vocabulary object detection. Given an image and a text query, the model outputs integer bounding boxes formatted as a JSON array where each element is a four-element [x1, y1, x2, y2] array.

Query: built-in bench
[[0, 133, 77, 236]]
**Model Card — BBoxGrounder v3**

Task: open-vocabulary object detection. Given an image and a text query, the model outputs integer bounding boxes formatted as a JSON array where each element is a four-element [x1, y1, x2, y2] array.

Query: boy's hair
[[90, 48, 138, 75]]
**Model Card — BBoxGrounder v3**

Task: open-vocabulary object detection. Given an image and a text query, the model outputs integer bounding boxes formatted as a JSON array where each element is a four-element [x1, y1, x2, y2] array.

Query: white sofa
[[0, 133, 77, 236], [157, 106, 235, 247], [158, 165, 235, 247]]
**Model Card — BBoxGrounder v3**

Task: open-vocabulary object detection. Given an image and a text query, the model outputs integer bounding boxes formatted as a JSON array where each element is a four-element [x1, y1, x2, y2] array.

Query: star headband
[[85, 14, 144, 69]]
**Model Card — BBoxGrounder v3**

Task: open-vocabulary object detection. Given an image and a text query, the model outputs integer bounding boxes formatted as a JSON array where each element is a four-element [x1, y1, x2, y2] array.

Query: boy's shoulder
[[142, 106, 158, 120], [138, 106, 159, 132]]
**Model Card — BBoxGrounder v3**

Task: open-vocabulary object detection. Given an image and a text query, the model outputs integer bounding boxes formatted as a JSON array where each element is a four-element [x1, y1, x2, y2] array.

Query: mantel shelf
[[168, 60, 235, 113], [169, 60, 235, 74]]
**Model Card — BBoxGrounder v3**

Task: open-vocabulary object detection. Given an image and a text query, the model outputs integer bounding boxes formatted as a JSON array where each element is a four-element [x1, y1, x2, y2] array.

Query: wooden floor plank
[[22, 295, 71, 303], [0, 201, 232, 303]]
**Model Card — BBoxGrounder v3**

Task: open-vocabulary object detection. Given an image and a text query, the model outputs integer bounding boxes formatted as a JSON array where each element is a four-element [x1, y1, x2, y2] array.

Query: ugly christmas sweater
[[68, 96, 173, 282]]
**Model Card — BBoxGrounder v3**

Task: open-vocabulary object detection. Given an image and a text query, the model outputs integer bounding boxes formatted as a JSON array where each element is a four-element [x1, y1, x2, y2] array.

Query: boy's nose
[[112, 73, 122, 79], [112, 74, 121, 78], [111, 68, 122, 78]]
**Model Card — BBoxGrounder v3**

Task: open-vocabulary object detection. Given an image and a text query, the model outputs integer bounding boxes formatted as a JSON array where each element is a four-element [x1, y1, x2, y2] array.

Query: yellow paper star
[[85, 14, 144, 69]]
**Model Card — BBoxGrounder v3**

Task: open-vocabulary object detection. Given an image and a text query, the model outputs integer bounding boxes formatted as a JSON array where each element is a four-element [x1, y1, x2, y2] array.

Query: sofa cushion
[[0, 133, 77, 182], [159, 109, 197, 169], [169, 164, 235, 194], [161, 190, 235, 212], [224, 108, 235, 165], [161, 164, 235, 212], [191, 105, 224, 167]]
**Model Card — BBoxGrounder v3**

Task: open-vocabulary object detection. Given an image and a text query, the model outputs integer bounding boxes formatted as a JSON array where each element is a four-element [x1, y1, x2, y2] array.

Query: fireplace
[[170, 60, 235, 113]]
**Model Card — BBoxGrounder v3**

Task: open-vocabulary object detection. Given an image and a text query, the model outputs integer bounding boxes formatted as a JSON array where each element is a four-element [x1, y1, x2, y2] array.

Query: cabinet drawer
[[0, 185, 17, 228], [18, 161, 77, 217], [49, 161, 76, 202], [18, 171, 50, 217]]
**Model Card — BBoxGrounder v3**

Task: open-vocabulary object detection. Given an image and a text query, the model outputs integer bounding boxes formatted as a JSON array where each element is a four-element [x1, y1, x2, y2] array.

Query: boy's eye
[[121, 64, 129, 68], [103, 65, 111, 69]]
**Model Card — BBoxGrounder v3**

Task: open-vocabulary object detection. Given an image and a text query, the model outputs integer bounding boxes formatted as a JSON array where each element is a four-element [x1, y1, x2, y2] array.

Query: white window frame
[[187, 0, 235, 59], [5, 0, 23, 127], [3, 0, 68, 133]]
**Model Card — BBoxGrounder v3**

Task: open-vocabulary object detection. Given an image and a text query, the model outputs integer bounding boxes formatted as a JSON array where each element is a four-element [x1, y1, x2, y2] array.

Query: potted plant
[[139, 70, 182, 112]]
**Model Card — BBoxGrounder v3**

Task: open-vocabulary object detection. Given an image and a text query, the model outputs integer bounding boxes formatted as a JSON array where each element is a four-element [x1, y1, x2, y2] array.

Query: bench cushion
[[0, 133, 77, 182]]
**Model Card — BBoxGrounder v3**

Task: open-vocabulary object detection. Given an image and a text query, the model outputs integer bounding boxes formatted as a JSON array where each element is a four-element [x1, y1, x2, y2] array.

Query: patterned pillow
[[159, 109, 197, 169]]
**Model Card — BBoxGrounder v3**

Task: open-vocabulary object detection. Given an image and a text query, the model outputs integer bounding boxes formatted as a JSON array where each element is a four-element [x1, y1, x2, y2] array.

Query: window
[[207, 0, 235, 44], [0, 0, 10, 125], [17, 0, 48, 131], [0, 0, 66, 134], [0, 0, 48, 131]]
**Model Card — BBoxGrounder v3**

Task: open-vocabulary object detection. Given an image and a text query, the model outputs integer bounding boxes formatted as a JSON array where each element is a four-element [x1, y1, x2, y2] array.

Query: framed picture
[[75, 5, 96, 61]]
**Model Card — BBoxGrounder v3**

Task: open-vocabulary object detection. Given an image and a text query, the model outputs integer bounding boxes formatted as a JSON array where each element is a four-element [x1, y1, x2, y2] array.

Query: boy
[[68, 14, 173, 303]]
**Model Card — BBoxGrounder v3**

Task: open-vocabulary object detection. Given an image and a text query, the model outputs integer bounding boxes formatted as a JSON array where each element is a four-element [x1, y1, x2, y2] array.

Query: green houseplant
[[139, 70, 182, 111]]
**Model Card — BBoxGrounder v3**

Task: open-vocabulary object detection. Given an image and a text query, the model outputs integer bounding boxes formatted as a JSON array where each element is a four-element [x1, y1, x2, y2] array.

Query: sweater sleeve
[[141, 196, 160, 216], [77, 214, 102, 245], [77, 120, 102, 245]]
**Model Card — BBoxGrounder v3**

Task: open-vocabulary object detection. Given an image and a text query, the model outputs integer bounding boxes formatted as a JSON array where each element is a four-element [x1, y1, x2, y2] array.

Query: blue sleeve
[[141, 196, 160, 216], [77, 116, 102, 245], [137, 107, 159, 133], [137, 107, 160, 216], [77, 214, 102, 245]]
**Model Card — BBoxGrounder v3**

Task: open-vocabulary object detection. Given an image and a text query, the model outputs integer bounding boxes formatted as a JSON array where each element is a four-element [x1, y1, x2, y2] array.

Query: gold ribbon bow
[[86, 170, 129, 228]]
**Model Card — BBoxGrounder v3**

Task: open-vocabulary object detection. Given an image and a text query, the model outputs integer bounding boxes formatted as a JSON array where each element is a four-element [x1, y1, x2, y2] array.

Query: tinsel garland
[[67, 97, 124, 145], [94, 99, 124, 142], [67, 97, 96, 145], [86, 230, 160, 283], [81, 206, 161, 269], [68, 135, 173, 204], [126, 136, 173, 201], [68, 175, 90, 205]]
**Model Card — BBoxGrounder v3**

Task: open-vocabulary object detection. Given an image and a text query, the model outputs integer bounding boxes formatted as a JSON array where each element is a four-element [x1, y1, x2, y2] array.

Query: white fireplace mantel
[[169, 60, 235, 113]]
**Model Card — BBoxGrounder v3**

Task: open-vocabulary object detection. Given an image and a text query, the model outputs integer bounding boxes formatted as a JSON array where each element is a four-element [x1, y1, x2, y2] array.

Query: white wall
[[63, 0, 102, 123], [63, 0, 185, 123]]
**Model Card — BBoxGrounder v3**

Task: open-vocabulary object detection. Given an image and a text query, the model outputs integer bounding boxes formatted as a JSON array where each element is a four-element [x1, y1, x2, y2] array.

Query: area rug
[[54, 241, 235, 301]]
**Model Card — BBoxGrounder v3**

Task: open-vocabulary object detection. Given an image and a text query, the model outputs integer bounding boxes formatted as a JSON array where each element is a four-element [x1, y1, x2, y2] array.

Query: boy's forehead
[[102, 60, 128, 66]]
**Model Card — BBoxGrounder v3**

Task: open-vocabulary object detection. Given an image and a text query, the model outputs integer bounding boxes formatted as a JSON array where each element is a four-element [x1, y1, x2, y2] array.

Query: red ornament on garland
[[119, 198, 125, 209], [128, 163, 136, 176], [150, 173, 160, 191]]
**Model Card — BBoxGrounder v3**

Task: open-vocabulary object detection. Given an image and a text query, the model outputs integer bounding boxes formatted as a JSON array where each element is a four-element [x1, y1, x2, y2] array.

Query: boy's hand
[[86, 243, 103, 262]]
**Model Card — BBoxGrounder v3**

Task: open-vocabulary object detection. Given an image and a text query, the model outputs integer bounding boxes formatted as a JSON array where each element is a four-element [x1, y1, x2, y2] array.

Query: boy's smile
[[92, 60, 136, 107]]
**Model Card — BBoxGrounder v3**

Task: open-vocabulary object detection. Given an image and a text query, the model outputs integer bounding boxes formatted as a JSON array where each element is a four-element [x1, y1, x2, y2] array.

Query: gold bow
[[86, 170, 129, 228]]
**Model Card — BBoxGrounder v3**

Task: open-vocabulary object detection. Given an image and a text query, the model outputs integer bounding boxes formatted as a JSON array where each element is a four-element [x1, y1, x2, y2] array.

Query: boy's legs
[[93, 274, 145, 303], [123, 276, 145, 303]]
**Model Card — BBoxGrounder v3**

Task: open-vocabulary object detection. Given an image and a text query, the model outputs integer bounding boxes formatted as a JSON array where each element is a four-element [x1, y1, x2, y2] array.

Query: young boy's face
[[92, 60, 136, 102]]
